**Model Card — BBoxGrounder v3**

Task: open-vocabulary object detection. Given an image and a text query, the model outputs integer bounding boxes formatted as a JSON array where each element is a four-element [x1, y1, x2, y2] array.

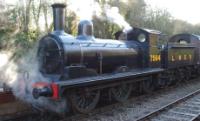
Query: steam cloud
[[0, 48, 67, 113], [67, 0, 102, 20], [67, 0, 132, 31], [103, 4, 132, 32]]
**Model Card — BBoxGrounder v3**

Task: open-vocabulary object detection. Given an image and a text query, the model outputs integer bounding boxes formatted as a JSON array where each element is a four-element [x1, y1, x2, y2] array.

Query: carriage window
[[179, 39, 188, 44], [137, 33, 146, 42]]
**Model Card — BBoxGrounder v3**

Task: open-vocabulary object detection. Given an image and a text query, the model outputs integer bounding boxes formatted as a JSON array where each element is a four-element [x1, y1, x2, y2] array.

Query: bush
[[12, 30, 38, 59], [15, 30, 38, 47]]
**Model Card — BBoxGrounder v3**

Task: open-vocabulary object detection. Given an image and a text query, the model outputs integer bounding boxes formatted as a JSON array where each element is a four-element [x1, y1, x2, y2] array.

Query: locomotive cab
[[118, 28, 167, 68]]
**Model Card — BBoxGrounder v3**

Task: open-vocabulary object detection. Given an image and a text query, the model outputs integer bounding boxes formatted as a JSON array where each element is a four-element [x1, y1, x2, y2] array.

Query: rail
[[136, 88, 200, 121]]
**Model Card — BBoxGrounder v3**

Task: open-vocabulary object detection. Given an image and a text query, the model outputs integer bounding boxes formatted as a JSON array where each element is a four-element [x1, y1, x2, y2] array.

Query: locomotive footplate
[[58, 68, 163, 89], [33, 68, 163, 99]]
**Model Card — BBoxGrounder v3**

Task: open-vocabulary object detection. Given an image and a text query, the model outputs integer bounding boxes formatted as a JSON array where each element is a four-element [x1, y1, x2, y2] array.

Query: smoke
[[0, 51, 13, 87], [0, 48, 39, 99], [67, 0, 102, 20], [0, 48, 67, 114], [103, 4, 132, 32], [66, 0, 132, 31]]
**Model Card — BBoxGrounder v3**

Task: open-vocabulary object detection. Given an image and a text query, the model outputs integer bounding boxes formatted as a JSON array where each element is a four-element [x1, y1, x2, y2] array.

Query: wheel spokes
[[110, 83, 132, 102], [69, 89, 100, 114]]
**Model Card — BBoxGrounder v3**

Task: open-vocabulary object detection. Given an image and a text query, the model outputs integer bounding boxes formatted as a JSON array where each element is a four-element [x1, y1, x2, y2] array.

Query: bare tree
[[32, 0, 42, 33], [19, 0, 33, 33]]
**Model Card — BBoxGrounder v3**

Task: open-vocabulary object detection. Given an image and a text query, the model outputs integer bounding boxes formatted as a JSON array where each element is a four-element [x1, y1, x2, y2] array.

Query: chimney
[[51, 3, 66, 31]]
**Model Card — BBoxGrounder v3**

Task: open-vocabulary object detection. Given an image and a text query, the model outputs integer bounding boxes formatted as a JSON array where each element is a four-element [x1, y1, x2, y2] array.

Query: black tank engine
[[32, 3, 200, 114]]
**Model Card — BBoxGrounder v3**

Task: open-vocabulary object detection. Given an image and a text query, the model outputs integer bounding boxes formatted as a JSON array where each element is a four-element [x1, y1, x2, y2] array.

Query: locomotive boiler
[[38, 4, 139, 79], [32, 3, 200, 114]]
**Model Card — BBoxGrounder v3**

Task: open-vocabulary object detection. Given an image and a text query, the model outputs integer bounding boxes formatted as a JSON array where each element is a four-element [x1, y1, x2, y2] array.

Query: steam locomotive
[[32, 3, 200, 114]]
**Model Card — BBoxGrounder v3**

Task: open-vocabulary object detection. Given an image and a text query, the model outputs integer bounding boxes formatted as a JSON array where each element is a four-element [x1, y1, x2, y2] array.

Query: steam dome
[[77, 20, 94, 40]]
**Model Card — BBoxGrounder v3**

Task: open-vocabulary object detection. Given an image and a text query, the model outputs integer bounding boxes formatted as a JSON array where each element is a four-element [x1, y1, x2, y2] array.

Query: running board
[[56, 68, 163, 89]]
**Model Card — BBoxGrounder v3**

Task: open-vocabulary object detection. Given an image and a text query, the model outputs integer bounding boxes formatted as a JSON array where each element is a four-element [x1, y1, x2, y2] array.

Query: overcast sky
[[145, 0, 200, 24]]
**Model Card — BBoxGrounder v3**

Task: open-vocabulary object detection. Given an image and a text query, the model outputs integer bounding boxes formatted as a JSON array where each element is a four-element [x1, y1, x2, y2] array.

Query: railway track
[[136, 89, 200, 121]]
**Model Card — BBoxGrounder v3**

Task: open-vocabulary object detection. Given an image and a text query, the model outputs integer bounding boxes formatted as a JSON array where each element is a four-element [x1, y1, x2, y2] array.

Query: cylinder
[[52, 3, 66, 31]]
